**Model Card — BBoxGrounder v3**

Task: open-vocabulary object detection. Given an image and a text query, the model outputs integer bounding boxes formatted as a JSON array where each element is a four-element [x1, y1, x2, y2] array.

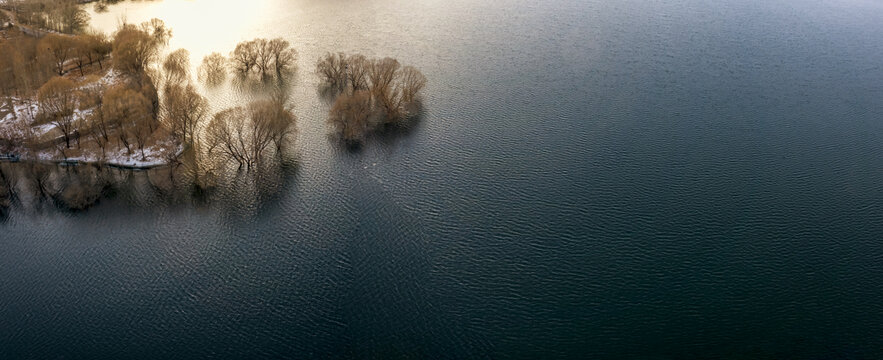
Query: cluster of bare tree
[[20, 18, 169, 161], [316, 53, 426, 142], [205, 97, 296, 170], [7, 0, 89, 34], [38, 18, 172, 161], [229, 38, 297, 80], [159, 48, 211, 151], [112, 18, 171, 75], [0, 32, 54, 96], [0, 30, 110, 96], [198, 52, 227, 85]]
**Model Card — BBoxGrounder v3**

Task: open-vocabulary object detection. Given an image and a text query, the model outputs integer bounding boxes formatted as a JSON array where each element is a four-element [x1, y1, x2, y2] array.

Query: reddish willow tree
[[317, 53, 427, 142], [206, 99, 297, 170]]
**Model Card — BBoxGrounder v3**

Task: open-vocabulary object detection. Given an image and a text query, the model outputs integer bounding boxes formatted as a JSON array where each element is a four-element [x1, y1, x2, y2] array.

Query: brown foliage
[[162, 48, 190, 85], [206, 99, 296, 170], [0, 36, 54, 95], [112, 19, 168, 75], [318, 53, 427, 140], [39, 34, 74, 76], [328, 90, 374, 143], [400, 66, 427, 104], [231, 38, 297, 80], [37, 76, 77, 148], [198, 52, 227, 85], [14, 0, 89, 34], [316, 52, 348, 89], [103, 85, 152, 154], [161, 83, 208, 145]]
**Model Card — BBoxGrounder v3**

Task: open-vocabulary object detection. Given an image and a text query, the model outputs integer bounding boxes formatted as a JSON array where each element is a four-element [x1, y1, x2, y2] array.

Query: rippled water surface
[[2, 0, 883, 358]]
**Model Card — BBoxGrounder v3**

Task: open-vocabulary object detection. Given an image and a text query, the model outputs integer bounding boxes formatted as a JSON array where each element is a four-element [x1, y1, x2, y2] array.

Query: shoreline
[[0, 157, 175, 171]]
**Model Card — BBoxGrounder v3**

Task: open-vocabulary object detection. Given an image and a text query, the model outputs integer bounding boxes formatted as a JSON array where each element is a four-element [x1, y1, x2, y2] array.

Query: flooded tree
[[267, 38, 297, 77], [11, 0, 89, 34], [250, 98, 297, 152], [316, 52, 348, 90], [112, 20, 167, 75], [317, 53, 427, 142], [368, 57, 403, 120], [206, 98, 296, 170], [347, 54, 370, 91], [327, 90, 373, 143], [205, 107, 247, 168], [400, 66, 427, 105], [162, 83, 209, 146], [231, 40, 258, 75], [140, 18, 172, 46], [162, 48, 190, 85], [198, 52, 227, 85], [38, 76, 77, 148], [231, 38, 297, 80]]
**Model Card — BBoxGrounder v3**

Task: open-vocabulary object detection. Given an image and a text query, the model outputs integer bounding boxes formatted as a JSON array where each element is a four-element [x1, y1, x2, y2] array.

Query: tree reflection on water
[[0, 148, 299, 219]]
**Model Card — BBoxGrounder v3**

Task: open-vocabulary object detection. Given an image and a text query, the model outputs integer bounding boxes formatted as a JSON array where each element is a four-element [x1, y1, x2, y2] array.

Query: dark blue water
[[2, 0, 883, 358]]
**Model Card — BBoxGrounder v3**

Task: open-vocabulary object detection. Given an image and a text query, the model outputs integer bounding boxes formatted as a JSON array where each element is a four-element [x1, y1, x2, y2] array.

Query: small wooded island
[[0, 0, 426, 210]]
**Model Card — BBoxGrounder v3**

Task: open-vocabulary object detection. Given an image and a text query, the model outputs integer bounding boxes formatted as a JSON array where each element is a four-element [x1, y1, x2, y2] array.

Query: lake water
[[2, 0, 883, 358]]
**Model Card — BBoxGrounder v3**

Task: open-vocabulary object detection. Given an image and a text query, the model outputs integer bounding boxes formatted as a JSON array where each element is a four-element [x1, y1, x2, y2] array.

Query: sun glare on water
[[88, 0, 271, 63]]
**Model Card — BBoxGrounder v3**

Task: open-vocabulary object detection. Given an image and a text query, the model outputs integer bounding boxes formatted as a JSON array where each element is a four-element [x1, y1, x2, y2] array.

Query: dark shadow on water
[[325, 100, 427, 153], [0, 150, 301, 219], [231, 70, 296, 99], [317, 83, 343, 106], [372, 100, 426, 145]]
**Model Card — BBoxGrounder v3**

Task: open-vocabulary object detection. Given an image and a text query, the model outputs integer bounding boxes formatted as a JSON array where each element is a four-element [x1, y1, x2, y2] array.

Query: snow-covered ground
[[0, 97, 94, 139], [1, 70, 179, 169], [58, 139, 184, 168]]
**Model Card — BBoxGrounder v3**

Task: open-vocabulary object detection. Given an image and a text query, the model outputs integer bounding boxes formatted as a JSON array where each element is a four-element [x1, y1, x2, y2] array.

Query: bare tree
[[161, 83, 208, 145], [253, 38, 273, 79], [267, 38, 297, 77], [230, 40, 258, 75], [103, 85, 151, 154], [112, 21, 165, 75], [140, 18, 172, 46], [57, 0, 89, 34], [229, 38, 297, 80], [71, 36, 90, 76], [84, 111, 109, 160], [40, 34, 74, 76], [249, 98, 296, 153], [317, 54, 427, 141], [130, 112, 153, 160], [84, 31, 112, 69], [78, 86, 110, 157], [328, 90, 373, 143], [198, 52, 227, 85], [206, 98, 297, 170], [38, 76, 77, 148], [368, 57, 403, 120], [400, 65, 426, 105], [316, 52, 348, 90], [162, 48, 190, 85], [347, 54, 369, 92], [205, 106, 248, 168]]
